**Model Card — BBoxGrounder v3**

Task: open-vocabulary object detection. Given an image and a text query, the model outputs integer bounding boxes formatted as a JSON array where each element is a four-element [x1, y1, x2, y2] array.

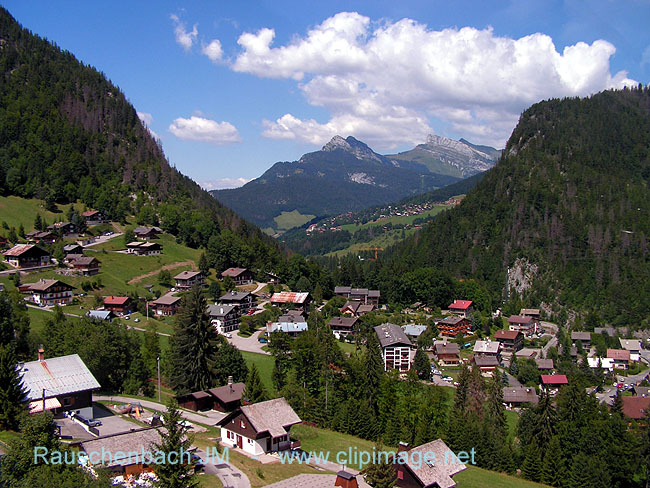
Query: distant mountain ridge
[[213, 135, 499, 230], [387, 134, 501, 178]]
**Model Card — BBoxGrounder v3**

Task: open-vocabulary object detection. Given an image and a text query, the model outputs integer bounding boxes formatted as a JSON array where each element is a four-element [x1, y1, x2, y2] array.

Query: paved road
[[228, 329, 270, 355], [95, 395, 226, 426], [195, 447, 251, 488], [82, 232, 123, 248]]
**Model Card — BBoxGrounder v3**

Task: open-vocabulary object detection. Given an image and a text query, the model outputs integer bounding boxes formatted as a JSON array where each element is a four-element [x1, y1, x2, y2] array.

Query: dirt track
[[127, 260, 194, 284]]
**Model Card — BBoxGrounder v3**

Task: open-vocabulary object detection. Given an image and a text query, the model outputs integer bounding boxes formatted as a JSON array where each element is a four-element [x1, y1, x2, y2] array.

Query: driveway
[[228, 329, 270, 355], [195, 447, 251, 488]]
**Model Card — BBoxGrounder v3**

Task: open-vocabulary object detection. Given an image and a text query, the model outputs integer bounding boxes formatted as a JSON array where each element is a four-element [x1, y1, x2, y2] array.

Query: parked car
[[224, 333, 232, 338], [258, 337, 268, 343], [134, 318, 140, 323], [443, 376, 453, 382]]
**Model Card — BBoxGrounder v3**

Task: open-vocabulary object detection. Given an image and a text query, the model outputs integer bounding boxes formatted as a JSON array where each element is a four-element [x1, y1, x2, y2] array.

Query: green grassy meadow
[[241, 351, 276, 394], [339, 205, 449, 233], [0, 195, 85, 232], [274, 210, 316, 232]]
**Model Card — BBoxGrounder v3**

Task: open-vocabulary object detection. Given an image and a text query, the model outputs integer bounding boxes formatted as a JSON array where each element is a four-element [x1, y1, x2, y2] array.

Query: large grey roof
[[403, 324, 428, 337], [473, 340, 500, 354], [222, 397, 301, 438], [219, 291, 251, 301], [19, 354, 101, 401], [207, 304, 237, 317], [374, 323, 412, 348], [80, 428, 164, 467], [209, 382, 245, 403], [269, 322, 308, 333]]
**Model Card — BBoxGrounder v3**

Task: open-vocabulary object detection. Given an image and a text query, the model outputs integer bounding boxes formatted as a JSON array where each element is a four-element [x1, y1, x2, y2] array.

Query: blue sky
[[3, 1, 649, 189]]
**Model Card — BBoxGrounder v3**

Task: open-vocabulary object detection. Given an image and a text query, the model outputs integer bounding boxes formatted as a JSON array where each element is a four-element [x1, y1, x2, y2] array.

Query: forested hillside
[[0, 8, 282, 271], [370, 88, 650, 324]]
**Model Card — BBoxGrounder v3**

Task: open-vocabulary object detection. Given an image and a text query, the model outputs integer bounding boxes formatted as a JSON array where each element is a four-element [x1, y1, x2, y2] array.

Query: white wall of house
[[220, 427, 265, 455]]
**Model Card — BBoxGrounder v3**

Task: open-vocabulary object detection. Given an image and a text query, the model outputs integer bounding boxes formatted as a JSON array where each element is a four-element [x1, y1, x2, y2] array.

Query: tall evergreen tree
[[213, 341, 248, 385], [365, 442, 396, 488], [244, 364, 268, 403], [152, 399, 199, 488], [541, 436, 566, 487], [168, 286, 219, 394], [522, 439, 542, 482], [413, 348, 430, 380], [0, 344, 28, 430], [198, 252, 209, 275], [364, 332, 384, 410]]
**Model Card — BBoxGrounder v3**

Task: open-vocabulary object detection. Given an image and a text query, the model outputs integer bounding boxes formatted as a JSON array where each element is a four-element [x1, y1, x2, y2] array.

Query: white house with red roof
[[448, 299, 473, 318], [541, 374, 568, 395], [607, 348, 631, 370]]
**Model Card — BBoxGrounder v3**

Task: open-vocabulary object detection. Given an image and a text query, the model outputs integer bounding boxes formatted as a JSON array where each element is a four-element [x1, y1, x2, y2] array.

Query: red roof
[[495, 329, 521, 340], [221, 267, 248, 277], [607, 349, 631, 361], [81, 210, 99, 217], [3, 244, 38, 256], [622, 396, 650, 420], [104, 296, 130, 306], [449, 299, 473, 310], [270, 292, 310, 304], [541, 374, 568, 386]]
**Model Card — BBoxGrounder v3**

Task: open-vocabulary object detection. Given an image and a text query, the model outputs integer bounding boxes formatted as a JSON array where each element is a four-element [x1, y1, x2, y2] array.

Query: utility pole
[[157, 356, 161, 403]]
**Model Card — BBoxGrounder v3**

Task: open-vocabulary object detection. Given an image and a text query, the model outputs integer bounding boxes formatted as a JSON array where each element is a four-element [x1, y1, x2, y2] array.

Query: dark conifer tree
[[244, 363, 268, 403], [413, 348, 430, 380], [0, 344, 27, 430]]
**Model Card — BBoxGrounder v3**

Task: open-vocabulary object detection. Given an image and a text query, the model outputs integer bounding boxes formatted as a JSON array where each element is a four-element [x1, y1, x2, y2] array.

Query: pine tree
[[198, 252, 209, 275], [541, 436, 566, 487], [0, 344, 28, 430], [34, 214, 43, 231], [152, 399, 199, 488], [365, 442, 396, 488], [244, 364, 268, 403], [413, 348, 430, 379], [168, 285, 220, 394], [213, 341, 248, 385], [522, 439, 542, 482], [484, 370, 507, 440], [364, 332, 384, 410]]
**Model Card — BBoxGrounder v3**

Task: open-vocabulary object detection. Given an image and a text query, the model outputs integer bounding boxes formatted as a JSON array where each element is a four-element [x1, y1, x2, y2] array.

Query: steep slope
[[0, 7, 282, 266], [381, 88, 650, 323], [387, 135, 500, 178], [213, 136, 460, 229]]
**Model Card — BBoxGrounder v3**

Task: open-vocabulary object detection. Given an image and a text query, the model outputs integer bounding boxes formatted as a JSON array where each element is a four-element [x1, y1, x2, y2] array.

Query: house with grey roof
[[208, 304, 239, 333], [395, 439, 466, 488], [571, 331, 591, 348], [217, 397, 301, 455], [18, 349, 100, 418], [219, 290, 256, 314], [267, 321, 308, 337], [375, 323, 414, 372], [473, 340, 501, 360], [503, 386, 539, 408], [86, 310, 114, 322]]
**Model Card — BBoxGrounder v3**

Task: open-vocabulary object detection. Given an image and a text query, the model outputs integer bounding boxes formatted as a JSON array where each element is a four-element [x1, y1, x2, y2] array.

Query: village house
[[507, 315, 536, 336], [209, 379, 246, 412], [217, 397, 302, 455], [622, 396, 650, 420], [78, 427, 162, 479], [375, 323, 414, 372], [503, 386, 539, 409], [266, 272, 281, 284], [176, 391, 214, 412], [221, 267, 255, 285], [81, 210, 106, 224], [126, 241, 162, 256], [21, 279, 75, 306], [340, 300, 375, 317], [448, 299, 473, 318], [278, 310, 306, 322], [47, 221, 76, 236], [619, 339, 642, 362], [473, 340, 501, 362], [219, 290, 256, 314], [103, 296, 134, 315], [435, 316, 470, 337], [473, 355, 499, 376], [433, 341, 461, 366], [86, 310, 115, 322], [495, 329, 524, 354], [334, 286, 380, 306], [62, 243, 84, 255], [328, 316, 358, 338], [150, 293, 181, 316], [133, 226, 162, 240], [571, 332, 591, 348], [3, 244, 51, 268], [174, 270, 205, 290], [26, 230, 57, 243], [515, 348, 541, 360], [395, 439, 466, 488], [19, 348, 100, 418], [520, 308, 541, 320], [587, 356, 615, 371], [607, 348, 631, 370], [267, 320, 309, 338], [68, 255, 101, 276], [208, 304, 239, 334], [270, 291, 311, 312], [540, 374, 569, 395], [535, 358, 554, 371], [403, 324, 428, 341]]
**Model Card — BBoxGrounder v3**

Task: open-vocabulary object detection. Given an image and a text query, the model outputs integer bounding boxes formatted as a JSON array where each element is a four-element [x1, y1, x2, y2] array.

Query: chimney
[[398, 441, 410, 453], [335, 471, 358, 488], [38, 345, 45, 361], [228, 375, 233, 392]]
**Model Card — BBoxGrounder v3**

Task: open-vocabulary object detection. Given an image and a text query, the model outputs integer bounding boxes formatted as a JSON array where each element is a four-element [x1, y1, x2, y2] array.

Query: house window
[[62, 397, 72, 407]]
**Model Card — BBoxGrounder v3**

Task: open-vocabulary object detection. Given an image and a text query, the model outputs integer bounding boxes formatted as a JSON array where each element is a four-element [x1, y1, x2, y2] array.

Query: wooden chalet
[[334, 286, 380, 306], [270, 291, 311, 311], [340, 301, 375, 317], [622, 396, 650, 420], [22, 279, 74, 306], [217, 398, 301, 455], [571, 331, 591, 348], [81, 210, 106, 224], [395, 439, 466, 488], [3, 244, 51, 268], [221, 267, 254, 285], [328, 316, 358, 337], [126, 241, 162, 256], [541, 374, 568, 395], [174, 270, 205, 290], [433, 341, 461, 366], [503, 386, 539, 408], [133, 226, 162, 240], [151, 293, 181, 316], [607, 348, 631, 370], [68, 255, 101, 276], [209, 380, 246, 412], [435, 316, 470, 337], [495, 329, 523, 353], [218, 290, 256, 314], [507, 315, 536, 337], [207, 304, 239, 333], [103, 296, 133, 314]]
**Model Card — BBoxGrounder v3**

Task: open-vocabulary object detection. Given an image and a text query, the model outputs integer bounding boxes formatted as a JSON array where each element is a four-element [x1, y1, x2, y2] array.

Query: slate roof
[[495, 329, 521, 341], [19, 353, 101, 401], [474, 355, 499, 367], [607, 349, 631, 361], [374, 323, 412, 348], [223, 398, 301, 438], [402, 439, 467, 488], [86, 310, 113, 321], [619, 339, 642, 352], [174, 270, 202, 280], [268, 322, 308, 333], [571, 332, 591, 341], [220, 291, 252, 301], [207, 304, 237, 317], [24, 279, 74, 292], [473, 340, 500, 354], [3, 244, 48, 257], [434, 342, 460, 355], [209, 382, 246, 404], [152, 293, 181, 306], [80, 428, 164, 467], [535, 359, 554, 370], [328, 316, 358, 329], [403, 324, 428, 337], [503, 386, 539, 405]]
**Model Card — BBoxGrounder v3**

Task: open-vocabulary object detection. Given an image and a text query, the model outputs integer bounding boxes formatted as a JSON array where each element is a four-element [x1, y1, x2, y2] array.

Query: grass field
[[339, 205, 450, 233], [455, 465, 550, 487], [241, 351, 276, 394], [273, 210, 316, 232], [326, 228, 420, 258], [0, 195, 85, 232]]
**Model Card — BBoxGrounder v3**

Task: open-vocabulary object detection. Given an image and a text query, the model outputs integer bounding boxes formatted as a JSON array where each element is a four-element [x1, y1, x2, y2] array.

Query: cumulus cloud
[[202, 39, 224, 62], [200, 177, 249, 190], [169, 116, 242, 145], [171, 14, 198, 51], [232, 12, 637, 148], [137, 112, 159, 139]]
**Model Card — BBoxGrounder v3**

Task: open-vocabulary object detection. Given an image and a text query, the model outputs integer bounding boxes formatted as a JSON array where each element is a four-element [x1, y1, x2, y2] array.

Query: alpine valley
[[212, 135, 500, 232]]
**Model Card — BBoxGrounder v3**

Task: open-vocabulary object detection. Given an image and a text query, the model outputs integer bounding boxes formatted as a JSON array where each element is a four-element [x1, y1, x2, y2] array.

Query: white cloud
[[169, 116, 242, 145], [137, 112, 159, 139], [171, 14, 197, 51], [232, 12, 637, 148], [200, 177, 249, 190], [202, 39, 224, 62]]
